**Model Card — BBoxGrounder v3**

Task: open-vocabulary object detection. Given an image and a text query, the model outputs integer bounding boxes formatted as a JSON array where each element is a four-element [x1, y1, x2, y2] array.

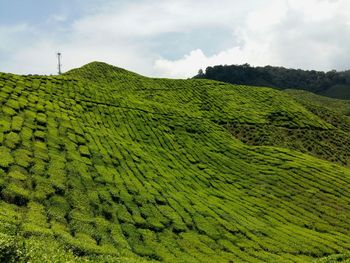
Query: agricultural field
[[0, 62, 350, 262]]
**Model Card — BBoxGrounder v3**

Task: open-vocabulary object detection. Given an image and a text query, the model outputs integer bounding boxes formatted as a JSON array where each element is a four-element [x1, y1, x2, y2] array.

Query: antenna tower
[[57, 52, 62, 75]]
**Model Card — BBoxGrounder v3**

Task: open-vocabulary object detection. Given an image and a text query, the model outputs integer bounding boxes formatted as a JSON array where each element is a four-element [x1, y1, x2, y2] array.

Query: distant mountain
[[194, 64, 350, 99], [1, 62, 350, 262]]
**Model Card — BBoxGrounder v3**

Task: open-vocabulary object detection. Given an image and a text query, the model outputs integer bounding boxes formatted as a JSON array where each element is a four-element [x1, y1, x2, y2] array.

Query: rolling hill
[[0, 62, 350, 262]]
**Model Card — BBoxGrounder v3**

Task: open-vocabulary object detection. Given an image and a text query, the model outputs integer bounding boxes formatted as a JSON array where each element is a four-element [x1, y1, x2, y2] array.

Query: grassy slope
[[286, 90, 350, 165], [0, 62, 350, 262], [285, 89, 350, 117]]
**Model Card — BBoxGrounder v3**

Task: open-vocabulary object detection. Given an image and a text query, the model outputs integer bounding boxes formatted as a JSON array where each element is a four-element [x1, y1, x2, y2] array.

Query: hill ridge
[[64, 61, 143, 82]]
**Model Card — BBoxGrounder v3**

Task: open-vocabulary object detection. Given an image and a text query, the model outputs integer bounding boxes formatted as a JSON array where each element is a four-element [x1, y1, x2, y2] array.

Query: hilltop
[[195, 64, 350, 99], [0, 62, 350, 262]]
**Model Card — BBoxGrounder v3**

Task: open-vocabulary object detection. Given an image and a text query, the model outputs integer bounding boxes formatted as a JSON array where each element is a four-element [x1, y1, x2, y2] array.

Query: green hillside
[[0, 62, 350, 262], [285, 89, 350, 117]]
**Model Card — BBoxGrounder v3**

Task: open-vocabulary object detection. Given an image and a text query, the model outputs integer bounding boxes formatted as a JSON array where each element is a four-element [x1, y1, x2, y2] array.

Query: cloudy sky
[[0, 0, 349, 78]]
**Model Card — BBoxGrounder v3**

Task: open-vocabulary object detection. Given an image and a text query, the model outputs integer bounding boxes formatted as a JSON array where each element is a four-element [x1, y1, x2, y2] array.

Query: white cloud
[[1, 0, 350, 78], [154, 43, 274, 79], [154, 0, 350, 78]]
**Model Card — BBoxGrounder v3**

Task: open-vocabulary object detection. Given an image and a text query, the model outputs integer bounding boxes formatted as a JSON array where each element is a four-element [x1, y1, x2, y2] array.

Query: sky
[[0, 0, 349, 78]]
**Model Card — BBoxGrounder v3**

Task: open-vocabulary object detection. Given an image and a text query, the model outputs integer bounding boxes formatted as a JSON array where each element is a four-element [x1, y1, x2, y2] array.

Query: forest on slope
[[195, 64, 350, 99], [0, 62, 350, 262]]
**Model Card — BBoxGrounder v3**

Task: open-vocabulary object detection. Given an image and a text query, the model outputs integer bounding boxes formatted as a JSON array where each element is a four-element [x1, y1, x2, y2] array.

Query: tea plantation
[[0, 62, 350, 262]]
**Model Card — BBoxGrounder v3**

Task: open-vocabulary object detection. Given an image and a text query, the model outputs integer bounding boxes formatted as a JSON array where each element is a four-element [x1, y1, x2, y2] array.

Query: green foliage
[[2, 183, 30, 206], [13, 149, 32, 168], [0, 146, 15, 169], [0, 119, 11, 133], [8, 170, 27, 181], [316, 253, 350, 263], [4, 132, 21, 149], [11, 116, 23, 132], [0, 233, 21, 263]]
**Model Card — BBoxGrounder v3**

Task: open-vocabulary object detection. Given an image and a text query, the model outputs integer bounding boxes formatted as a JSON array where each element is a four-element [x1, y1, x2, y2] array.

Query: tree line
[[194, 64, 350, 96]]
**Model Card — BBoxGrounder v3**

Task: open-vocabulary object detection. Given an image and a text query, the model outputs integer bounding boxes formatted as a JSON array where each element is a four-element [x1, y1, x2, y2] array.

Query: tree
[[197, 69, 204, 77]]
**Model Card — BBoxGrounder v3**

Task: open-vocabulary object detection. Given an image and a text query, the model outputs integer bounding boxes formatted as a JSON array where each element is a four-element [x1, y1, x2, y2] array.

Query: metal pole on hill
[[57, 52, 62, 75]]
